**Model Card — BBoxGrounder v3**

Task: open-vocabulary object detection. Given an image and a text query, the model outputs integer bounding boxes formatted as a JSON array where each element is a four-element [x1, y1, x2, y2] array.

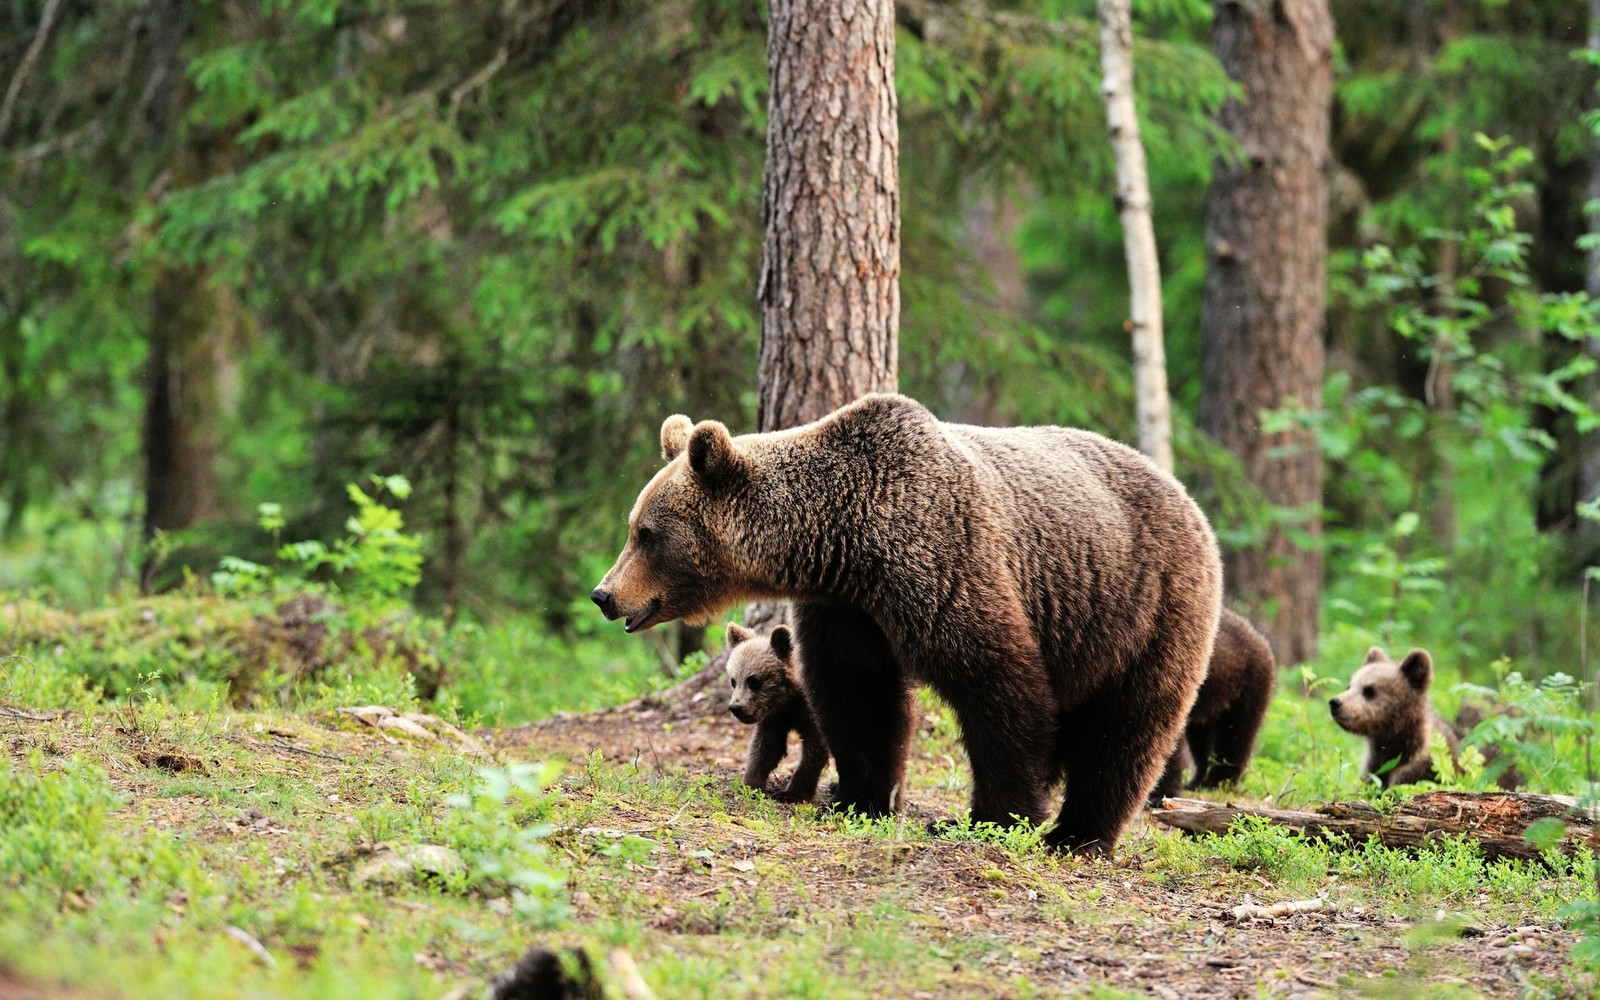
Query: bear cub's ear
[[769, 625, 793, 661], [1363, 646, 1388, 665], [661, 414, 693, 461], [1398, 649, 1432, 692], [727, 622, 754, 648], [688, 420, 747, 486]]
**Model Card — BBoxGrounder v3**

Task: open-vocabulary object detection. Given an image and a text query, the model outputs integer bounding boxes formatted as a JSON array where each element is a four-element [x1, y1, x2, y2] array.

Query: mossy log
[[1151, 792, 1596, 862]]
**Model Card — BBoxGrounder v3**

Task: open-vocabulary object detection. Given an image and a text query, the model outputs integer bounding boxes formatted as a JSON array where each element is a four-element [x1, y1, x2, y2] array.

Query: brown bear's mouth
[[623, 597, 663, 634]]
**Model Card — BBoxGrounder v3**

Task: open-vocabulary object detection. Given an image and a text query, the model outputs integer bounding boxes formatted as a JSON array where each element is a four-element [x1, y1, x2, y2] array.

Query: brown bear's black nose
[[1328, 697, 1340, 712], [592, 587, 617, 619]]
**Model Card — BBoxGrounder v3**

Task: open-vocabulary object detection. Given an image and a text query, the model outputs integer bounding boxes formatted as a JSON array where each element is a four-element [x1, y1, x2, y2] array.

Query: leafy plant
[[439, 762, 570, 926], [1455, 668, 1599, 794]]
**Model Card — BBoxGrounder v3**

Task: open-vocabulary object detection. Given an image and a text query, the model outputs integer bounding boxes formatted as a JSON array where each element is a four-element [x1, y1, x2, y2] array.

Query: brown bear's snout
[[1328, 697, 1343, 719], [591, 587, 619, 620], [729, 704, 754, 724]]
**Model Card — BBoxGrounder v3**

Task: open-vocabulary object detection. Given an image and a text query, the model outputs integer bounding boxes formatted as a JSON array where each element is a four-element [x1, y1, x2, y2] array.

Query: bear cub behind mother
[[592, 394, 1223, 855]]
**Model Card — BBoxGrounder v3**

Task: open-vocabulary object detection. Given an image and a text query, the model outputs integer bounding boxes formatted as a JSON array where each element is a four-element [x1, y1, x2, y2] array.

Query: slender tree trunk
[[0, 306, 30, 539], [947, 183, 1024, 425], [440, 390, 464, 624], [1577, 0, 1600, 563], [141, 266, 223, 550], [1199, 0, 1334, 666], [757, 0, 900, 433], [1428, 218, 1459, 551], [1099, 0, 1173, 472]]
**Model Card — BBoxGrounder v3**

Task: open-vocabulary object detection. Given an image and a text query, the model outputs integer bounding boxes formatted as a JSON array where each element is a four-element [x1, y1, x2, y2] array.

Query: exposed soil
[[497, 701, 1586, 999], [0, 694, 1588, 999]]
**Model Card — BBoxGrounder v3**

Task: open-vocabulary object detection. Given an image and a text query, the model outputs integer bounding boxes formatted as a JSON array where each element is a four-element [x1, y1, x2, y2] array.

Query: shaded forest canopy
[[0, 0, 1598, 681]]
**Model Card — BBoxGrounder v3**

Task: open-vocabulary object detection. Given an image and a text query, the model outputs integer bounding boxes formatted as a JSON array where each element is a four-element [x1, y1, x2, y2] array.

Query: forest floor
[[0, 688, 1591, 999]]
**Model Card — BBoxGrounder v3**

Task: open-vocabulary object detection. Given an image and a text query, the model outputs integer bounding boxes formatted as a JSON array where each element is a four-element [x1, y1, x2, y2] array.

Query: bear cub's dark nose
[[1327, 697, 1341, 713], [591, 587, 617, 619]]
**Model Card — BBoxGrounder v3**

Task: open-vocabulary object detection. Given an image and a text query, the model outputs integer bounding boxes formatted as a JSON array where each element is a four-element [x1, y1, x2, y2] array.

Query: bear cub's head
[[725, 623, 800, 725], [591, 414, 753, 634], [1328, 646, 1432, 738]]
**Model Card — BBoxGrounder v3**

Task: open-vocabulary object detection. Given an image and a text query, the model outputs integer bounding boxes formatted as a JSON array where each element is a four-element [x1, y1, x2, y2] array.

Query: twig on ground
[[1230, 897, 1324, 921], [0, 705, 60, 722], [604, 949, 656, 1000], [223, 924, 278, 968]]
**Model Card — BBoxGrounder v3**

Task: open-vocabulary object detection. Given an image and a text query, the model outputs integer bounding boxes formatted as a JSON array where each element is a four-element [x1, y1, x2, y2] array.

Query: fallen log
[[1151, 791, 1597, 862]]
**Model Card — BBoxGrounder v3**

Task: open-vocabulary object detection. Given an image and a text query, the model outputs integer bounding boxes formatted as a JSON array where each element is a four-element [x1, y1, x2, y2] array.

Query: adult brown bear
[[592, 394, 1222, 855]]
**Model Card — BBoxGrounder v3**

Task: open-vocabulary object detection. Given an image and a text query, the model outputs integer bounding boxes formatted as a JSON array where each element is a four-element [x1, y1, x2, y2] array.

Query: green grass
[[1, 591, 1598, 997]]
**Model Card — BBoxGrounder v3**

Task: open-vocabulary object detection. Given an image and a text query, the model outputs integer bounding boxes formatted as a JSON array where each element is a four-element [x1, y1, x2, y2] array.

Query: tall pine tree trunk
[[141, 266, 223, 561], [1199, 0, 1334, 666], [1099, 0, 1173, 472], [1577, 0, 1600, 564], [647, 0, 902, 704], [757, 0, 899, 433]]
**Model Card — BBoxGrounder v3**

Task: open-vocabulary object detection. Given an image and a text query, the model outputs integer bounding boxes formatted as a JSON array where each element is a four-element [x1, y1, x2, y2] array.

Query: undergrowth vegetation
[[2, 452, 1599, 995]]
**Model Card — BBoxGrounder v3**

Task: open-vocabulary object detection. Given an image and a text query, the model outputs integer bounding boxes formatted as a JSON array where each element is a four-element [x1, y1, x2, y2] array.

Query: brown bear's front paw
[[1041, 826, 1113, 858], [769, 781, 817, 804]]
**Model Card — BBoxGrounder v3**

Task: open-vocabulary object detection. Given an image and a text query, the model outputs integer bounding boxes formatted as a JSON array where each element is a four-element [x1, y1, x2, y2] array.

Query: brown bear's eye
[[729, 677, 737, 688], [747, 676, 763, 693], [637, 525, 656, 546], [1362, 685, 1376, 700]]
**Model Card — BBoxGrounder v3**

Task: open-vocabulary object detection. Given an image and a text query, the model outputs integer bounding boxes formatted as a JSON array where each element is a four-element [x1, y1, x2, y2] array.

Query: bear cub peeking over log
[[725, 623, 830, 803], [1329, 646, 1519, 790]]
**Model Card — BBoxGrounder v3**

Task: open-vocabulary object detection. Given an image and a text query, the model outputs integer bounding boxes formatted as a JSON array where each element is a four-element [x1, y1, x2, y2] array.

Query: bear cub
[[1149, 608, 1276, 804], [1329, 646, 1518, 789], [725, 623, 829, 803]]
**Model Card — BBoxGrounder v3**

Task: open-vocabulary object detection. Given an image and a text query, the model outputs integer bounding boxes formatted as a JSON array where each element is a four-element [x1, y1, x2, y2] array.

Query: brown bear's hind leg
[[926, 626, 1054, 828], [792, 601, 912, 816], [1147, 738, 1193, 807], [1047, 637, 1205, 854]]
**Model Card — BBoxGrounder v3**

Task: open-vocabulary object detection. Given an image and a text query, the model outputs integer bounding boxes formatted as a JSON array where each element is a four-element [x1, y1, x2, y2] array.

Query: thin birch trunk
[[1098, 0, 1173, 473]]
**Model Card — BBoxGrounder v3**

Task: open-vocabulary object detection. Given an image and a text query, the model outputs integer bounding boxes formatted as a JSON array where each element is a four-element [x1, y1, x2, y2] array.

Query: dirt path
[[0, 697, 1586, 998], [497, 703, 1584, 998]]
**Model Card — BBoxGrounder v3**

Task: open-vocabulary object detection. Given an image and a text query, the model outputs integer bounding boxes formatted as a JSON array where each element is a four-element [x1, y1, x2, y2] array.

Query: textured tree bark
[[1098, 0, 1173, 472], [1152, 791, 1594, 863], [643, 0, 905, 712], [1577, 0, 1600, 563], [757, 0, 900, 433], [1199, 0, 1333, 666], [142, 266, 224, 545]]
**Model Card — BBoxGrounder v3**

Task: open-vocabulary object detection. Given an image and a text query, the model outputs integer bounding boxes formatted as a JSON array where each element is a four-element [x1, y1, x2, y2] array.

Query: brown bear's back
[[941, 422, 1221, 695]]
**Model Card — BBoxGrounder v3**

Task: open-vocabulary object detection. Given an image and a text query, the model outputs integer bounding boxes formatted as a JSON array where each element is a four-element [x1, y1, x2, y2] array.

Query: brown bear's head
[[1328, 646, 1432, 738], [591, 414, 757, 633], [725, 623, 799, 724]]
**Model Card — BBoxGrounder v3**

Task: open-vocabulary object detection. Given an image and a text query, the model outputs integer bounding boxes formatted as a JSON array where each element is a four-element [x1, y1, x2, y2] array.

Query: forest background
[[2, 0, 1600, 718]]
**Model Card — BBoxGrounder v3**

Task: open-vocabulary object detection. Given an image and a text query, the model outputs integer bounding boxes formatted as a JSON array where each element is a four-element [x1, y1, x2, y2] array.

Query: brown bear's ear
[[769, 625, 793, 661], [727, 622, 754, 648], [661, 414, 693, 461], [1363, 646, 1388, 665], [1399, 649, 1433, 692], [687, 420, 747, 487]]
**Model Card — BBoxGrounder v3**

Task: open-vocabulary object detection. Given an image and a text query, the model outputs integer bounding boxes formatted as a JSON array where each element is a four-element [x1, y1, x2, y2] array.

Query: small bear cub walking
[[725, 623, 829, 803], [1328, 646, 1461, 788]]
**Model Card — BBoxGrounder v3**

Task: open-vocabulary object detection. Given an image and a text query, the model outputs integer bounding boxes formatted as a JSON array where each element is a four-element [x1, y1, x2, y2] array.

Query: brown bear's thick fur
[[593, 394, 1223, 854], [1329, 646, 1522, 790], [1149, 608, 1275, 803], [725, 623, 830, 803]]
